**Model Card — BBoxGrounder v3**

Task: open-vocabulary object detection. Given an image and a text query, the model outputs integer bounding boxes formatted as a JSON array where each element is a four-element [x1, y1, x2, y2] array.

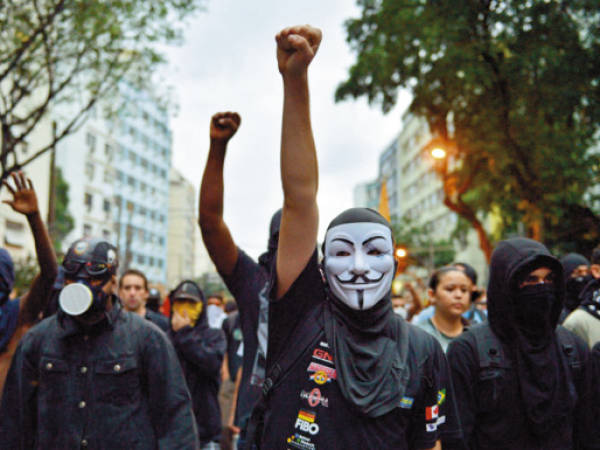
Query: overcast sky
[[165, 0, 411, 258]]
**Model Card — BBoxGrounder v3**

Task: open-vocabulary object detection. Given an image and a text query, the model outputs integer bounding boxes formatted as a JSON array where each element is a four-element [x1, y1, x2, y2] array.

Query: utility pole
[[47, 121, 57, 242]]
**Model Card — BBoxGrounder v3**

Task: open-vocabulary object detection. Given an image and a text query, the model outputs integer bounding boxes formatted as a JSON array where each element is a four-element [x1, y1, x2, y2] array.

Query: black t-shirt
[[220, 248, 270, 427], [447, 327, 595, 449], [264, 251, 462, 450], [222, 312, 243, 379]]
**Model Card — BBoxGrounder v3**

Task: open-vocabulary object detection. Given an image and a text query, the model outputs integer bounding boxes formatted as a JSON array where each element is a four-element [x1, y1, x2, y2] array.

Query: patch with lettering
[[300, 388, 329, 408]]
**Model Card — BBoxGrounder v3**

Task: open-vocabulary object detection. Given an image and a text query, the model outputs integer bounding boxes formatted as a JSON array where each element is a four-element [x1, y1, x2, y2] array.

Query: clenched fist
[[276, 25, 322, 78], [210, 112, 241, 143]]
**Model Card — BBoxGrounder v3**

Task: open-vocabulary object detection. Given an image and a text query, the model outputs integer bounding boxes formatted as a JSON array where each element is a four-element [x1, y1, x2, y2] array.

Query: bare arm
[[2, 172, 57, 325], [275, 25, 322, 299], [199, 112, 241, 276]]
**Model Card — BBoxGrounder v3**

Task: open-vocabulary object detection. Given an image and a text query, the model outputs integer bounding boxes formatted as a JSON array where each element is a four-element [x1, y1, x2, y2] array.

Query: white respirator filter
[[59, 283, 93, 316]]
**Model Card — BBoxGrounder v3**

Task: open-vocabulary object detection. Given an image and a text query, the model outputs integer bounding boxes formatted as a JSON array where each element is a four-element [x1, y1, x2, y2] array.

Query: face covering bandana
[[172, 301, 203, 327], [59, 278, 111, 318], [514, 283, 556, 342], [324, 222, 395, 310], [206, 304, 227, 328]]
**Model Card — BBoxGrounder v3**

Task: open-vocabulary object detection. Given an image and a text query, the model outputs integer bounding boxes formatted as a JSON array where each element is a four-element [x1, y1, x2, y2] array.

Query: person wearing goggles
[[0, 237, 199, 448]]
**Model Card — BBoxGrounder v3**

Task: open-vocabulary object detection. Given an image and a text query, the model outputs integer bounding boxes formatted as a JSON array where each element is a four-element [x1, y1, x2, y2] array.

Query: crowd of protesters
[[1, 24, 600, 450]]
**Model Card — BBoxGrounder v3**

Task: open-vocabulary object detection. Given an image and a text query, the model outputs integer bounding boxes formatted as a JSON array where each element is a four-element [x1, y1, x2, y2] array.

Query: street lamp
[[431, 147, 447, 160], [395, 247, 407, 258]]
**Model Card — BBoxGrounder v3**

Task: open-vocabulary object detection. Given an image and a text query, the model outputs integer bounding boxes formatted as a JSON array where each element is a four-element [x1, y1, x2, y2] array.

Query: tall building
[[56, 82, 171, 284], [167, 168, 196, 289], [354, 111, 487, 276]]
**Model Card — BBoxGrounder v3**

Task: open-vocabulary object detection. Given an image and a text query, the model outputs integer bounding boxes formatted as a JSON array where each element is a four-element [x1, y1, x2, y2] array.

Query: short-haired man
[[120, 268, 169, 331], [563, 248, 600, 347], [0, 237, 198, 448]]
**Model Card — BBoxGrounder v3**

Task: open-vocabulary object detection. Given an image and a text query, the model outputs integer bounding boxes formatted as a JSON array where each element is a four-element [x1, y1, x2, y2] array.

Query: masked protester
[[446, 238, 595, 449], [563, 248, 600, 347], [0, 237, 198, 448], [246, 25, 462, 450], [199, 109, 281, 449], [0, 172, 57, 400], [559, 253, 591, 323], [168, 280, 227, 450]]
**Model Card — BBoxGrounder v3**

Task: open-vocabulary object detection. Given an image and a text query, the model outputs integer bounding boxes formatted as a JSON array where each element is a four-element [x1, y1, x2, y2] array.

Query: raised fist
[[2, 171, 39, 217], [210, 112, 241, 143], [276, 25, 322, 78]]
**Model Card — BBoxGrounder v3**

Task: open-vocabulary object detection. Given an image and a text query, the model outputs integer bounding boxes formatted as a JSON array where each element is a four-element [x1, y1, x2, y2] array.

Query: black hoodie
[[168, 281, 227, 445], [447, 238, 593, 449]]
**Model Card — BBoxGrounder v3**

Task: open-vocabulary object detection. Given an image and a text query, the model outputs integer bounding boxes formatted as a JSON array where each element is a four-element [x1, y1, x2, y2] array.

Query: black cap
[[171, 280, 204, 303]]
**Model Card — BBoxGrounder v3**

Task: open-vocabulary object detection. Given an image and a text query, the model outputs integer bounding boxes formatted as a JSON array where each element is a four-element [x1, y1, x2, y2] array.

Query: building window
[[85, 162, 94, 179], [102, 229, 111, 240], [105, 144, 113, 160], [158, 259, 163, 268], [137, 254, 145, 264], [4, 220, 25, 247], [83, 224, 92, 237], [86, 133, 96, 153], [129, 152, 136, 165], [149, 256, 154, 267], [103, 169, 112, 183], [84, 193, 93, 212], [127, 176, 135, 188], [103, 199, 111, 213]]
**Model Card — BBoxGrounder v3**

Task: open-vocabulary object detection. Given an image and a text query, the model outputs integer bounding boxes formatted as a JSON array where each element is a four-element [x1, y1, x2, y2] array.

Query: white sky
[[165, 0, 411, 258]]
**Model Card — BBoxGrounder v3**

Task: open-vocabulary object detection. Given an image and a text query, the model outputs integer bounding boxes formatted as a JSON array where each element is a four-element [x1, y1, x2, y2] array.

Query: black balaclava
[[560, 253, 591, 311], [487, 237, 573, 437], [322, 208, 410, 418]]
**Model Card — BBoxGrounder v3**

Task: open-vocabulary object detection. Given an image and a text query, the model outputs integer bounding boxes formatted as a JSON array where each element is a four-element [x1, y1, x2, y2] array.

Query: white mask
[[324, 222, 395, 310]]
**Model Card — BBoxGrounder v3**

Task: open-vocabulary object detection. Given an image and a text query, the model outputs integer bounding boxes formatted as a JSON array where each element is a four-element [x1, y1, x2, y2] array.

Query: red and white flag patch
[[425, 404, 439, 421]]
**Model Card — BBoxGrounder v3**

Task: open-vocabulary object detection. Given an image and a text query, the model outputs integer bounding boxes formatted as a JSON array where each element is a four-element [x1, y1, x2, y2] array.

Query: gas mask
[[59, 238, 118, 319], [324, 222, 395, 310], [59, 277, 111, 318]]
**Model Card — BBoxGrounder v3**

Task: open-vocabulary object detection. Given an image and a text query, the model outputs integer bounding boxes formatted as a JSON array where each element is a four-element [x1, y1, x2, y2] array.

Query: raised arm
[[275, 25, 322, 299], [2, 172, 57, 325], [199, 112, 241, 276]]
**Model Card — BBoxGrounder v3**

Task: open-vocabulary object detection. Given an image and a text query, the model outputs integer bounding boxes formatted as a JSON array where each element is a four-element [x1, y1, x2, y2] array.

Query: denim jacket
[[0, 301, 199, 449]]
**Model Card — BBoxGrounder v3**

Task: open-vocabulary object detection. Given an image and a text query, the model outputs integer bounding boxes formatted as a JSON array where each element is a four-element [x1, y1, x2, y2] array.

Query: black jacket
[[0, 301, 199, 449], [447, 238, 596, 449], [169, 313, 226, 445]]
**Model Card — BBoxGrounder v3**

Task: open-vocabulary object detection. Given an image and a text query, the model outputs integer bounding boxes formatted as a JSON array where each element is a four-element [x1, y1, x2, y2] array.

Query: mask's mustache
[[336, 272, 384, 284]]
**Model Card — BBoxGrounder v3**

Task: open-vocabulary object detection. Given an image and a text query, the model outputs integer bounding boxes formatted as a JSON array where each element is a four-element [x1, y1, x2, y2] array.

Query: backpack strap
[[244, 304, 323, 449], [556, 326, 582, 373], [469, 323, 512, 370]]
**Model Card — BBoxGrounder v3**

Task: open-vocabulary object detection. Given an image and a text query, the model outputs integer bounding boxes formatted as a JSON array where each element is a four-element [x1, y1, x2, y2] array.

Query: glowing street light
[[431, 147, 447, 160], [395, 247, 407, 258]]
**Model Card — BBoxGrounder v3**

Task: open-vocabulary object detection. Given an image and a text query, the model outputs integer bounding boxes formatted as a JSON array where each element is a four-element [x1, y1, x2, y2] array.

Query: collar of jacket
[[58, 296, 121, 339]]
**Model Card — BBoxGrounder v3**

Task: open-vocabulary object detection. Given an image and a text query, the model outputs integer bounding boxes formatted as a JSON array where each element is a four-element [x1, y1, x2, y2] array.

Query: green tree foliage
[[51, 167, 74, 252], [337, 0, 600, 254], [13, 255, 37, 297], [393, 216, 455, 270], [0, 0, 204, 183]]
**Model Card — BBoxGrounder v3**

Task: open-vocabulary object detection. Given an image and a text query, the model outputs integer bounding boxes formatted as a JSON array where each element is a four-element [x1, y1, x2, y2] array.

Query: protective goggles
[[63, 259, 112, 278]]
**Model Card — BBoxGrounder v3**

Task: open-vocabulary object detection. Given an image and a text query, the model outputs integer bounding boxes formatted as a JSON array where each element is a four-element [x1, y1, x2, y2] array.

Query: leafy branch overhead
[[337, 0, 600, 254], [0, 0, 204, 182]]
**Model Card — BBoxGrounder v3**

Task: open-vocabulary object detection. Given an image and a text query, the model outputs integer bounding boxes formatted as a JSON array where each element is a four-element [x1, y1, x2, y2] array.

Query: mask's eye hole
[[336, 250, 351, 257], [367, 248, 383, 256]]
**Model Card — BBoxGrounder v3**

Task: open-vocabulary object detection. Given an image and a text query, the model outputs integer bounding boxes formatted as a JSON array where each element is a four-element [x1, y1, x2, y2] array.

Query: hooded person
[[168, 280, 227, 449], [0, 237, 199, 449], [0, 249, 17, 354], [559, 253, 591, 323], [446, 237, 594, 449]]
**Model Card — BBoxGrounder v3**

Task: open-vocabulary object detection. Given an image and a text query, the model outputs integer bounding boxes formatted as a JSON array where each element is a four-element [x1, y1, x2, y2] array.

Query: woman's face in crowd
[[324, 222, 395, 310], [429, 270, 471, 319]]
